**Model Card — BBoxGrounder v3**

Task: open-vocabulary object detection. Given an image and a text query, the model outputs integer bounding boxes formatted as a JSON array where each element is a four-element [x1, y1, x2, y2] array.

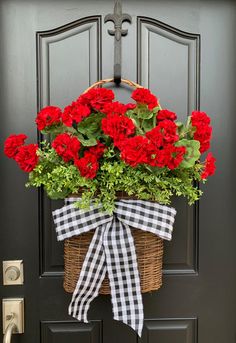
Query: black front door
[[1, 1, 236, 342]]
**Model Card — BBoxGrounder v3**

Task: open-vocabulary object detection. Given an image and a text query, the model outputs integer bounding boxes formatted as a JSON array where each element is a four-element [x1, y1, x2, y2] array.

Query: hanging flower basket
[[63, 194, 164, 295], [4, 78, 216, 336]]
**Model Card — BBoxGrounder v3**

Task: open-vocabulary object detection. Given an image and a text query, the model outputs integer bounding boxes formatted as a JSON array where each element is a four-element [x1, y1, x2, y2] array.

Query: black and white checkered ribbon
[[52, 198, 176, 336]]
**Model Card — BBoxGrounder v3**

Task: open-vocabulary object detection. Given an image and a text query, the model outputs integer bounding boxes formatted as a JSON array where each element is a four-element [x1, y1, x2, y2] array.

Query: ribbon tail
[[103, 218, 144, 337], [68, 226, 107, 322]]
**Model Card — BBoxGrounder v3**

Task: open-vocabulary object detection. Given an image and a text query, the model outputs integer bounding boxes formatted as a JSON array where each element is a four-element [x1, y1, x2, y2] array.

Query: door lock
[[3, 260, 24, 285]]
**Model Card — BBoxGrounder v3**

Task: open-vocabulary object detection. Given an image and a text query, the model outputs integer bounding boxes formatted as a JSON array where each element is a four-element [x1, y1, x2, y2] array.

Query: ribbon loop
[[114, 199, 176, 241], [52, 198, 176, 337]]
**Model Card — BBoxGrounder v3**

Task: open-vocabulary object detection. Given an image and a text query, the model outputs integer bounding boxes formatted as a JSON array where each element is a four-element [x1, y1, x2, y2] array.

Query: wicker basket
[[63, 78, 164, 295], [64, 229, 164, 295]]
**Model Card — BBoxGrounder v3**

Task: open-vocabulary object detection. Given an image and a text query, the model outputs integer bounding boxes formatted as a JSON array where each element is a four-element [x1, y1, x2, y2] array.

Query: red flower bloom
[[166, 145, 186, 170], [120, 136, 149, 167], [146, 127, 164, 148], [74, 153, 99, 179], [191, 111, 212, 153], [35, 106, 61, 131], [85, 142, 106, 159], [191, 111, 211, 126], [201, 152, 216, 179], [62, 102, 90, 127], [102, 114, 135, 146], [146, 143, 171, 168], [157, 109, 177, 121], [158, 120, 179, 144], [4, 134, 27, 159], [131, 88, 158, 110], [194, 126, 212, 153], [146, 120, 178, 147], [52, 133, 81, 162], [146, 144, 186, 169], [77, 88, 115, 111], [102, 101, 127, 116], [15, 144, 39, 172]]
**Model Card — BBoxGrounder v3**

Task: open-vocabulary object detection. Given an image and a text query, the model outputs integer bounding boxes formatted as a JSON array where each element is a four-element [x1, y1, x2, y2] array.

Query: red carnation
[[77, 88, 115, 111], [201, 152, 216, 179], [62, 102, 90, 127], [131, 88, 158, 110], [120, 136, 149, 167], [15, 144, 39, 172], [102, 114, 135, 146], [35, 106, 61, 131], [191, 111, 212, 153], [52, 133, 81, 162], [74, 153, 99, 179], [85, 142, 106, 159], [4, 134, 27, 159], [157, 109, 177, 122]]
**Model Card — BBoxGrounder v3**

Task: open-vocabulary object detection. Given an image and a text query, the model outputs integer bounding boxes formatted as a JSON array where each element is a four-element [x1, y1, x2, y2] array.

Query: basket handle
[[83, 78, 143, 93]]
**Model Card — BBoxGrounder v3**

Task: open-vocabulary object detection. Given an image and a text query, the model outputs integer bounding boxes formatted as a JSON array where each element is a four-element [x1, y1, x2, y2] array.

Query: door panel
[[41, 321, 102, 343], [0, 1, 236, 342], [142, 319, 197, 343]]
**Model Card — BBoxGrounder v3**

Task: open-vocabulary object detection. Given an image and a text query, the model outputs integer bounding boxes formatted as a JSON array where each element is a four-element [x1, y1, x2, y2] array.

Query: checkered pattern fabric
[[52, 198, 176, 337]]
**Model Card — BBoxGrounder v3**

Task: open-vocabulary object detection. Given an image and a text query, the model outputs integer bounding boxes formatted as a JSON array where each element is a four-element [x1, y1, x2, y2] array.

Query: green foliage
[[27, 143, 204, 214], [77, 113, 105, 137], [175, 139, 200, 168]]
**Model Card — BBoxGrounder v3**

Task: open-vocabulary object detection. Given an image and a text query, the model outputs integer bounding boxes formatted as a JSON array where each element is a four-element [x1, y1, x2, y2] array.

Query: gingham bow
[[52, 198, 176, 336]]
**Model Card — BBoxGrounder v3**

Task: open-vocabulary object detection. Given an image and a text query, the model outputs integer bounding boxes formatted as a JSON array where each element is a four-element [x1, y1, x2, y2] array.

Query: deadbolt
[[5, 266, 20, 282], [3, 261, 24, 285]]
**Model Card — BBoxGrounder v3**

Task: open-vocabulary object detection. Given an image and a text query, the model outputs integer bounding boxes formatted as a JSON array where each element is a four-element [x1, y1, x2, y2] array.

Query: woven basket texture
[[64, 228, 164, 295]]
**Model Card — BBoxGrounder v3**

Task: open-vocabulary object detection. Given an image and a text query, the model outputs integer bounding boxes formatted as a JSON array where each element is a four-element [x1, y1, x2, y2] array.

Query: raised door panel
[[41, 321, 102, 343], [141, 318, 197, 343], [36, 16, 101, 276], [137, 17, 200, 274]]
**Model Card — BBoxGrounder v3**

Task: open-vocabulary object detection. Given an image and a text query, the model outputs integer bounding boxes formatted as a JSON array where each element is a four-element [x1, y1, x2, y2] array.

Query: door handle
[[2, 298, 24, 341], [3, 314, 17, 343]]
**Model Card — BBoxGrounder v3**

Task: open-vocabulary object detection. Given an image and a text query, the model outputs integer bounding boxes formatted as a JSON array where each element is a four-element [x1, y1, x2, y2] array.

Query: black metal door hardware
[[104, 0, 132, 85]]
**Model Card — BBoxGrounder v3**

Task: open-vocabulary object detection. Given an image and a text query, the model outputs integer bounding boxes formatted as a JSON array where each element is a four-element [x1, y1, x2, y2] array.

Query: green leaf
[[77, 112, 105, 137], [76, 133, 98, 146], [41, 123, 68, 135], [142, 116, 156, 132], [175, 139, 200, 168], [137, 107, 154, 120]]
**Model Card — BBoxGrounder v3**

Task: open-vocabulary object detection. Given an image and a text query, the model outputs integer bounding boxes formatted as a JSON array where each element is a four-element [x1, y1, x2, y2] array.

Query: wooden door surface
[[0, 1, 236, 342]]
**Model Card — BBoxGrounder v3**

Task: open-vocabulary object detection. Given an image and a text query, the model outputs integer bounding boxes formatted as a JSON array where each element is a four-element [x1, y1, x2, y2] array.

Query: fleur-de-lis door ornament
[[104, 0, 132, 84]]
